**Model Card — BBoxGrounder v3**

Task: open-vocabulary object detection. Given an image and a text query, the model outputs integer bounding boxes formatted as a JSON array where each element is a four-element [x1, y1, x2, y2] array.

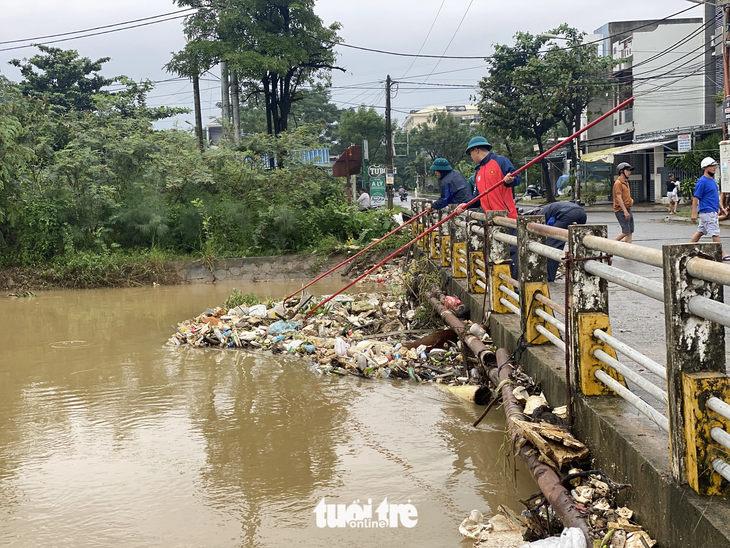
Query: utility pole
[[385, 75, 394, 209], [220, 60, 231, 130], [230, 71, 241, 144], [192, 73, 204, 151]]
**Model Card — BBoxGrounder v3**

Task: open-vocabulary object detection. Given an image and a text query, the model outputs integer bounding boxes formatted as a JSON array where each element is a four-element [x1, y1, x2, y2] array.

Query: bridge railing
[[409, 198, 730, 496]]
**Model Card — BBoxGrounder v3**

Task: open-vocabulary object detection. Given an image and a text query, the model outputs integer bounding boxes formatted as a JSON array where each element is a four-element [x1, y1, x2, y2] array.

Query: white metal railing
[[415, 198, 730, 495]]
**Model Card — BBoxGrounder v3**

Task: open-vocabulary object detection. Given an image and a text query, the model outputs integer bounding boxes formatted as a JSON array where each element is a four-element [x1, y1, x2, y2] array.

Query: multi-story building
[[402, 105, 480, 132], [583, 5, 721, 202]]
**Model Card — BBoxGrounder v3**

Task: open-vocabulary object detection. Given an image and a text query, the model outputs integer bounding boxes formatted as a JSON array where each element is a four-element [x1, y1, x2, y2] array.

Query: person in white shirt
[[357, 189, 370, 211]]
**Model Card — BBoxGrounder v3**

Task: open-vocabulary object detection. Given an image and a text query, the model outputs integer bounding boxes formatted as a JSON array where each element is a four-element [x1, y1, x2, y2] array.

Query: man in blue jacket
[[530, 201, 587, 281], [426, 158, 471, 210]]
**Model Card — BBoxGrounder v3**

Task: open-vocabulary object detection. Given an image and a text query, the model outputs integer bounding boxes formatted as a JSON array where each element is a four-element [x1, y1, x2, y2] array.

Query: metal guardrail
[[410, 199, 730, 496]]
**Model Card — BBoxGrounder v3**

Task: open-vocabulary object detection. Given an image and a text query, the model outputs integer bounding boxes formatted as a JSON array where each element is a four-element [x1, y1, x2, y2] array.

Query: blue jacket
[[431, 170, 472, 210], [539, 201, 587, 228]]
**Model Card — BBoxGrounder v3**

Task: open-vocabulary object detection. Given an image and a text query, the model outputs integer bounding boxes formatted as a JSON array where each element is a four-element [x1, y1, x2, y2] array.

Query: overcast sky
[[0, 0, 700, 129]]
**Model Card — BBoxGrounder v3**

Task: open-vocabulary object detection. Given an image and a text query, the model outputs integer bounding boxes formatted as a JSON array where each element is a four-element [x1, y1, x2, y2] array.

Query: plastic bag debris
[[334, 337, 350, 357], [167, 261, 496, 387], [519, 528, 586, 548], [248, 304, 267, 317], [267, 320, 301, 336]]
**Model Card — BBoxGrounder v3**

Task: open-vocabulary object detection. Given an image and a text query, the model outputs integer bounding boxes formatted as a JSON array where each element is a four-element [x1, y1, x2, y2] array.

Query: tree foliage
[[409, 112, 475, 170], [335, 106, 385, 159], [169, 0, 343, 135], [0, 74, 394, 266], [9, 45, 117, 112], [477, 26, 614, 202]]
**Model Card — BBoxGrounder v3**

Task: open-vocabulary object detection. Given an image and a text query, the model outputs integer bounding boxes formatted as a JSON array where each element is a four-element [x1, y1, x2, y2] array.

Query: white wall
[[632, 22, 705, 137]]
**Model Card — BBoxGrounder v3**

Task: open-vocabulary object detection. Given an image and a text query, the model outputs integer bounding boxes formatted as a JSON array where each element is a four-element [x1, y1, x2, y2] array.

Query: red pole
[[282, 208, 429, 305], [307, 97, 634, 316]]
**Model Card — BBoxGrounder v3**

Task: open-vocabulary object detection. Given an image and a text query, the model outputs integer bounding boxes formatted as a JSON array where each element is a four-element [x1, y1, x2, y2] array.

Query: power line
[[0, 14, 191, 53], [0, 8, 196, 46], [407, 0, 475, 93], [399, 0, 445, 78], [333, 4, 700, 60]]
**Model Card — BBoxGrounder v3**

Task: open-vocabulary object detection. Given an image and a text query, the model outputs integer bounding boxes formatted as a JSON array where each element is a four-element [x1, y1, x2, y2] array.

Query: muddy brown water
[[0, 280, 534, 547]]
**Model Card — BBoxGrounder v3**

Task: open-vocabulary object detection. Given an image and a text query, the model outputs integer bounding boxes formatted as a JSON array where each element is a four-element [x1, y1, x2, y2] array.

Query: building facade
[[584, 7, 721, 202], [402, 105, 480, 132]]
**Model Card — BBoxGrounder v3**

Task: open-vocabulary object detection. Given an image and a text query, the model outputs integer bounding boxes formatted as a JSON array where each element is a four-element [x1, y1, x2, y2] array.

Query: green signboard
[[370, 176, 386, 207]]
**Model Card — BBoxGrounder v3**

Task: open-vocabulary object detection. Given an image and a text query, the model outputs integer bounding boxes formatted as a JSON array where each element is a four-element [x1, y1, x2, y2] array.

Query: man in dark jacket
[[426, 158, 471, 210], [531, 201, 587, 281]]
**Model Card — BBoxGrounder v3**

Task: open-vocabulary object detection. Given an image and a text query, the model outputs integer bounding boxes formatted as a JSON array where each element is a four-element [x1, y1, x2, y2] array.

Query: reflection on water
[[0, 280, 535, 547]]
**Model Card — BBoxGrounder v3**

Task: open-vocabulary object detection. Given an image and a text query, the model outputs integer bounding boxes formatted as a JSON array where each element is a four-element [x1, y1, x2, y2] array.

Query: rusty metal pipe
[[491, 348, 592, 544], [425, 289, 492, 372], [424, 289, 591, 541]]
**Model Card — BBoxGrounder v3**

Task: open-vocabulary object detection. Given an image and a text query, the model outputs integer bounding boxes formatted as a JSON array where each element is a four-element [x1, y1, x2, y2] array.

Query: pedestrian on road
[[690, 157, 730, 260], [425, 158, 471, 210], [667, 174, 680, 215], [357, 188, 370, 211], [613, 162, 635, 244], [458, 136, 522, 280], [530, 201, 587, 281]]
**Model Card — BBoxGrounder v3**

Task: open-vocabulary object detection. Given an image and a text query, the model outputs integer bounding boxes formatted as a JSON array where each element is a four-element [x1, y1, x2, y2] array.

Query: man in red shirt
[[456, 136, 520, 215], [457, 136, 521, 279]]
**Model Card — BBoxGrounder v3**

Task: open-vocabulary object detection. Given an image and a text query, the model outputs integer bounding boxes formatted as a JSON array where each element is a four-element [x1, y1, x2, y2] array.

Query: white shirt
[[357, 192, 370, 209]]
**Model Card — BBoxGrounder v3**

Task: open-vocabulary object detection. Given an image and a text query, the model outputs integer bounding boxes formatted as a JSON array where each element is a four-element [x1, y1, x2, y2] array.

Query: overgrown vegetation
[[0, 46, 403, 288]]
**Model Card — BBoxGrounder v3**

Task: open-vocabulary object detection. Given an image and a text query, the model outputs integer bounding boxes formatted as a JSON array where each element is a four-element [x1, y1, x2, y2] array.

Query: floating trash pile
[[167, 285, 491, 385]]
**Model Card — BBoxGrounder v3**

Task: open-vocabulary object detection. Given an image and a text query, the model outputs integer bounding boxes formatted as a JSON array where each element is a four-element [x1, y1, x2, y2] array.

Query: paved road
[[542, 209, 730, 413]]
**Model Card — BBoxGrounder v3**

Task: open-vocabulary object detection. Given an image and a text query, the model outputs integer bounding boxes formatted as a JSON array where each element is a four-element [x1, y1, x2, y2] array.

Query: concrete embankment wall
[[178, 253, 355, 284], [443, 270, 730, 548]]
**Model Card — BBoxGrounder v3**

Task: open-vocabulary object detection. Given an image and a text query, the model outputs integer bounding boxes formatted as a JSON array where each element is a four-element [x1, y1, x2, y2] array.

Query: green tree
[[478, 32, 562, 202], [9, 45, 117, 112], [409, 112, 475, 171], [543, 25, 615, 198], [335, 106, 385, 159], [289, 85, 341, 143], [170, 0, 343, 136]]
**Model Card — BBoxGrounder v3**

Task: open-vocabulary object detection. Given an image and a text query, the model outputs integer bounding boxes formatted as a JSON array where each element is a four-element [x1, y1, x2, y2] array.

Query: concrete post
[[441, 205, 453, 268], [429, 208, 442, 260], [663, 242, 726, 490], [466, 217, 485, 293], [517, 215, 559, 344], [568, 224, 624, 396], [451, 210, 468, 279], [653, 145, 665, 203], [484, 211, 514, 314]]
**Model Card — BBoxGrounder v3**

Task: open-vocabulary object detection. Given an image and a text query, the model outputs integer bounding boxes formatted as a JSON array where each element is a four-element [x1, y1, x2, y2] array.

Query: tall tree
[[9, 45, 117, 112], [170, 0, 343, 136], [477, 32, 562, 202], [543, 25, 615, 198], [335, 106, 385, 159], [409, 112, 475, 170]]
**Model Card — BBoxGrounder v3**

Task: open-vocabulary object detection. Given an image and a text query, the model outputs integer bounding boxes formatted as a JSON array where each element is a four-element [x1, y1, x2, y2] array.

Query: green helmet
[[429, 158, 453, 171], [466, 136, 492, 154]]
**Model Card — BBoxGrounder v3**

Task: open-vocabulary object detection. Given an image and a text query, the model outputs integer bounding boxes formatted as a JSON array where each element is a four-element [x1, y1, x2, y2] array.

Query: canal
[[0, 280, 534, 547]]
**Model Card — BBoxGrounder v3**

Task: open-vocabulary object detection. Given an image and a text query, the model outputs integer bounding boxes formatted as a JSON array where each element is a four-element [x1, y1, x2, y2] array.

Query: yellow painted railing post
[[517, 215, 560, 344], [663, 242, 727, 490], [567, 224, 625, 397], [483, 210, 516, 314]]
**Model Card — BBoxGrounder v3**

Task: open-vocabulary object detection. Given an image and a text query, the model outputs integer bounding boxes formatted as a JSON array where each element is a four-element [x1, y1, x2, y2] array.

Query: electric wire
[[0, 8, 196, 45], [399, 0, 445, 78], [0, 14, 192, 53]]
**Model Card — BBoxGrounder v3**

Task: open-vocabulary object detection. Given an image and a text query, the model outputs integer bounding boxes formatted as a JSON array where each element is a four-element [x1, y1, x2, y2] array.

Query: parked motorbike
[[525, 185, 545, 199]]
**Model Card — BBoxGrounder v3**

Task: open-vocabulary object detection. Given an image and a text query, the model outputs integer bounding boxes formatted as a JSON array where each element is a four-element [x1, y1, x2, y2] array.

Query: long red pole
[[307, 97, 634, 316], [282, 209, 429, 305]]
